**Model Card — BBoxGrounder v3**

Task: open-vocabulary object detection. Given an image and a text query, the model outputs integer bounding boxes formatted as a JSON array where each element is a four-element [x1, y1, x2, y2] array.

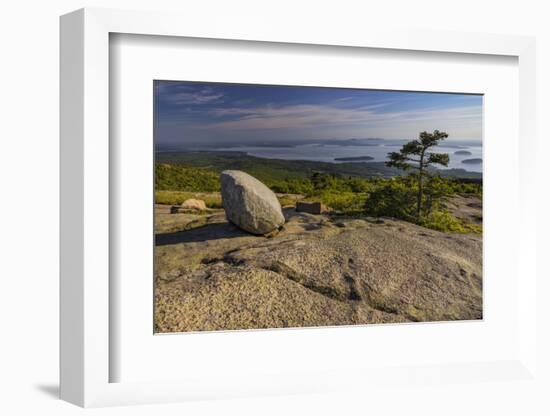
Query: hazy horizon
[[154, 81, 483, 150]]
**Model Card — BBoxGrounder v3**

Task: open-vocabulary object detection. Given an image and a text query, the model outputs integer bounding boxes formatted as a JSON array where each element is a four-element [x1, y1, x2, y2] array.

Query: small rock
[[296, 201, 328, 215], [220, 170, 285, 235], [157, 269, 181, 282], [181, 198, 207, 211]]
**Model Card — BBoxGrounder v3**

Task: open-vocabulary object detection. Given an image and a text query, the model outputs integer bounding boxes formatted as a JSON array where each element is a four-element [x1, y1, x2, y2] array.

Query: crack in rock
[[266, 261, 346, 301]]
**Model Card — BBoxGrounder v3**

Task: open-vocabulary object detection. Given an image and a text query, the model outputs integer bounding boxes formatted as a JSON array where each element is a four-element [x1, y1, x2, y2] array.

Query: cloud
[[154, 84, 483, 144], [334, 96, 354, 102], [198, 103, 481, 135], [157, 84, 224, 105]]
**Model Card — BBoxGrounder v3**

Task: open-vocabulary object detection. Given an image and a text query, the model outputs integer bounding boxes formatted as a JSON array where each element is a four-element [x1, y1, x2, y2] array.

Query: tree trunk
[[417, 150, 425, 221], [417, 174, 423, 220]]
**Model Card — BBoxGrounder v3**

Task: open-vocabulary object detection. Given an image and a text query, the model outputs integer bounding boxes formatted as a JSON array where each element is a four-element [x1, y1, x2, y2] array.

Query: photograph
[[153, 80, 483, 333]]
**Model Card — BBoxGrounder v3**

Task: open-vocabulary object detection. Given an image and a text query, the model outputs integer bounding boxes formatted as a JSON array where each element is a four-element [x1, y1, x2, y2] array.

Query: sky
[[154, 81, 483, 149]]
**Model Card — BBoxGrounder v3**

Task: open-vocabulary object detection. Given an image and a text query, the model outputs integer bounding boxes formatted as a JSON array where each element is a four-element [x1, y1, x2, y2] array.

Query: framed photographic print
[[60, 8, 538, 408], [153, 80, 484, 334]]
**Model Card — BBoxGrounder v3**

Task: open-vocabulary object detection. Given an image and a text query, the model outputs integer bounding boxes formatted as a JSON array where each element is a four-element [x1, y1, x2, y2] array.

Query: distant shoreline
[[156, 138, 482, 152], [156, 149, 483, 179], [334, 156, 374, 162]]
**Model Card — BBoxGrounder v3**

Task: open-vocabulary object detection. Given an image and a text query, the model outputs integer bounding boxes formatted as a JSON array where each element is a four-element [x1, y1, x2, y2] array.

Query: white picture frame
[[60, 7, 538, 407]]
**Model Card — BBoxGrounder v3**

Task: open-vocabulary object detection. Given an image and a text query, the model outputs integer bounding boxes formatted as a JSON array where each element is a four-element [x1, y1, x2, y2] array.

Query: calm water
[[216, 142, 483, 173]]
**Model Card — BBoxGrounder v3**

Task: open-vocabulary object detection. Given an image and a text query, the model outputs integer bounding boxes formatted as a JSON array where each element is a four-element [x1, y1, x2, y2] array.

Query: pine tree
[[386, 130, 450, 220]]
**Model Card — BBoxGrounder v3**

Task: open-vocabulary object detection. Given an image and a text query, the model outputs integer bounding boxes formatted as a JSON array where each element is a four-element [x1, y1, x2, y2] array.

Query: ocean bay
[[216, 141, 483, 173]]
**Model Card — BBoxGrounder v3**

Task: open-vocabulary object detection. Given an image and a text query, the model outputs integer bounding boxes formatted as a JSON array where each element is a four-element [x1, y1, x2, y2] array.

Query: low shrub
[[364, 179, 418, 221], [155, 191, 222, 208], [154, 162, 482, 234], [305, 191, 367, 214], [276, 195, 301, 207], [155, 163, 220, 192], [420, 210, 482, 234]]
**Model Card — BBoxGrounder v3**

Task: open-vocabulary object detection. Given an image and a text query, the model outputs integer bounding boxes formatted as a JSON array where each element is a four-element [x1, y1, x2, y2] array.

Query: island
[[333, 155, 374, 162], [462, 158, 483, 164], [455, 150, 472, 155]]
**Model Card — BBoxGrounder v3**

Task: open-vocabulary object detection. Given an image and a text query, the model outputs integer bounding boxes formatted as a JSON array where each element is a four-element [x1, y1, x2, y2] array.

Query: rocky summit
[[220, 170, 285, 235], [154, 206, 482, 333]]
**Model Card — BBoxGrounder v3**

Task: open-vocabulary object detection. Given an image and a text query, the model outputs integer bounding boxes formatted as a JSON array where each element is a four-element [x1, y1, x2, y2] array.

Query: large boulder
[[220, 170, 285, 235]]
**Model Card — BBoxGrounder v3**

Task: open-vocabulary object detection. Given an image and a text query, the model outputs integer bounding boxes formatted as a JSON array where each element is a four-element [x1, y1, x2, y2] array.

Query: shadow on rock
[[155, 222, 252, 246]]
